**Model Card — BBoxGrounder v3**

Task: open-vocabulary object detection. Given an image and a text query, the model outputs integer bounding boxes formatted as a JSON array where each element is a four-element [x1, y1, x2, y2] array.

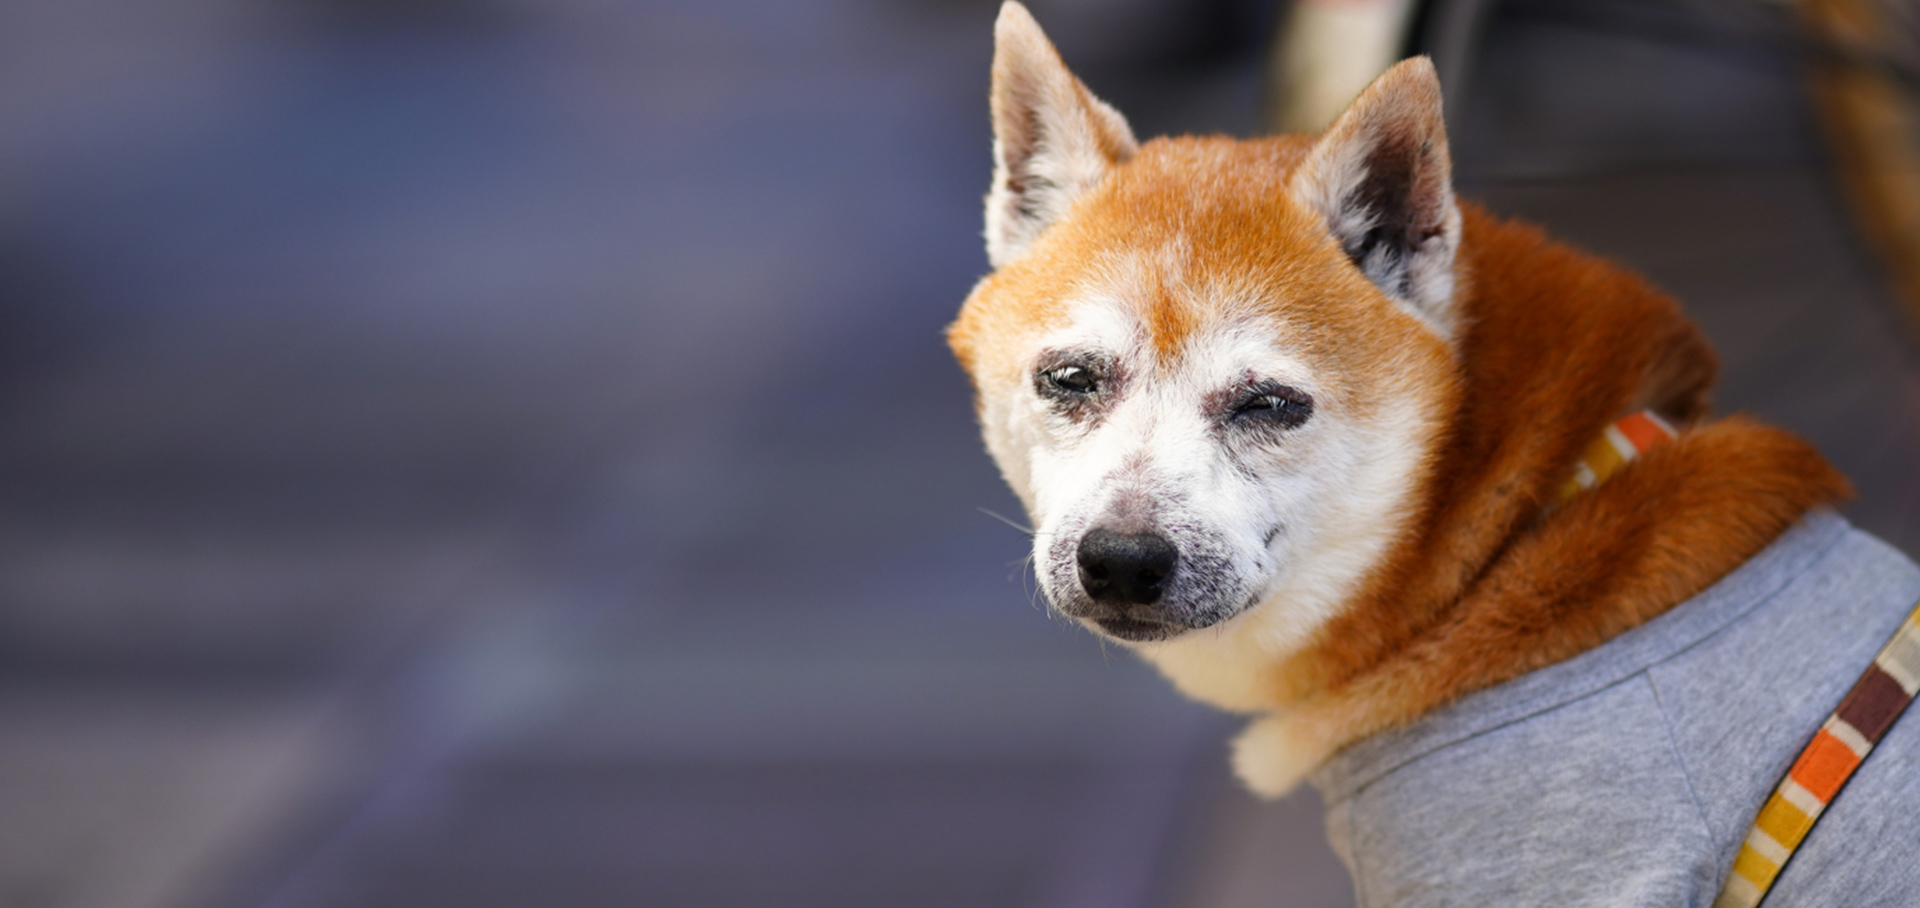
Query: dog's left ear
[[985, 2, 1139, 268], [1290, 58, 1462, 338]]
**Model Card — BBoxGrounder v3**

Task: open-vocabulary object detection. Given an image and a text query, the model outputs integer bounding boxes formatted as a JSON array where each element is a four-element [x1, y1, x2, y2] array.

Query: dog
[[948, 4, 1920, 904]]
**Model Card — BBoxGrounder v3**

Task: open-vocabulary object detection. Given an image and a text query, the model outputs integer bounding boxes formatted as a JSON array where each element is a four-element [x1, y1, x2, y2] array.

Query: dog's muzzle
[[1071, 527, 1187, 641]]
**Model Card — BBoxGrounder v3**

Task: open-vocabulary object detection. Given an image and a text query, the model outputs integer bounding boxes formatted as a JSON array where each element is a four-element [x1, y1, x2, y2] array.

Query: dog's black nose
[[1077, 528, 1177, 604]]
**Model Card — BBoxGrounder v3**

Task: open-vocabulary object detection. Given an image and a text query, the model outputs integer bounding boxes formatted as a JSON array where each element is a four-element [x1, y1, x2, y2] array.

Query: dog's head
[[949, 4, 1464, 694]]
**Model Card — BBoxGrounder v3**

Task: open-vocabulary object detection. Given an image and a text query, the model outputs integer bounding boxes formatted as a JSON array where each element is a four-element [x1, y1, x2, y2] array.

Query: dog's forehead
[[1058, 142, 1368, 338], [951, 134, 1440, 402], [1044, 267, 1318, 387]]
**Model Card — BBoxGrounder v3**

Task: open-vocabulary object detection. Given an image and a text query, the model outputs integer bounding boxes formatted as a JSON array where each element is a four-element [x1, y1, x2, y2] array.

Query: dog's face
[[951, 5, 1464, 699]]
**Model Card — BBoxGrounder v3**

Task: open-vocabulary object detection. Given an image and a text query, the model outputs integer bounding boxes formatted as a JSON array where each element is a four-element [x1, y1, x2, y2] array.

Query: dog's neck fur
[[1227, 205, 1850, 794], [1287, 203, 1718, 697]]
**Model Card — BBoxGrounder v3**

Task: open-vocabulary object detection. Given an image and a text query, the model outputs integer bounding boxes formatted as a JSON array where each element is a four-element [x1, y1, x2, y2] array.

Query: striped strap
[[1554, 410, 1677, 505], [1713, 599, 1920, 908]]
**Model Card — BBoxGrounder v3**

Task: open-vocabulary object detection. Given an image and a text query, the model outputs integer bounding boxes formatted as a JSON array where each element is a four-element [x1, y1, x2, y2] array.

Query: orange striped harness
[[1713, 603, 1920, 907], [1566, 412, 1920, 907], [1555, 410, 1677, 505]]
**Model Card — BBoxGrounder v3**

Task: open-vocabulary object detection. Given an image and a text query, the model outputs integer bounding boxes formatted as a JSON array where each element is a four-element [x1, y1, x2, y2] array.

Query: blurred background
[[1, 0, 1916, 906]]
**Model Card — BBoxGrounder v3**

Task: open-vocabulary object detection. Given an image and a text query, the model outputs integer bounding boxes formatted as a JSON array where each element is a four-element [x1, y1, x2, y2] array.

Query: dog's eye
[[1041, 365, 1098, 396], [1232, 384, 1313, 429]]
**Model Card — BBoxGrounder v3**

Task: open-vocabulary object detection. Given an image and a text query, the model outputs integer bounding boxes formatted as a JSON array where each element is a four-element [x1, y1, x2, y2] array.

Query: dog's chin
[[1046, 586, 1255, 644], [1079, 603, 1246, 643], [1087, 616, 1188, 643]]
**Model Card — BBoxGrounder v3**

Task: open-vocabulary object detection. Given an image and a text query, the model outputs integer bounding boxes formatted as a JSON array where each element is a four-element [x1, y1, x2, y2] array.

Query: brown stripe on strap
[[1836, 665, 1912, 744]]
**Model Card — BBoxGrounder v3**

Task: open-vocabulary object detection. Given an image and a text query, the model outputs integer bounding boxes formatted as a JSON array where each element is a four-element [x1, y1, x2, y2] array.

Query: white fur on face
[[988, 254, 1436, 701], [1140, 382, 1431, 711], [1021, 297, 1282, 636]]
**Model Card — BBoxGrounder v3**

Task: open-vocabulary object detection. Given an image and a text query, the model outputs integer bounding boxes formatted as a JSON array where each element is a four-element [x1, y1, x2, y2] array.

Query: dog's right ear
[[986, 1, 1138, 268]]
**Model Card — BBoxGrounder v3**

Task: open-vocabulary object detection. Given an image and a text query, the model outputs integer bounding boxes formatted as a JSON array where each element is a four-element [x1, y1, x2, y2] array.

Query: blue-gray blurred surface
[[0, 1, 1914, 907]]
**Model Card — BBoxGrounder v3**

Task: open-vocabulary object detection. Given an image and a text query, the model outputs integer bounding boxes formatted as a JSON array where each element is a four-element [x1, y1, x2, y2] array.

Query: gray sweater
[[1310, 511, 1920, 907]]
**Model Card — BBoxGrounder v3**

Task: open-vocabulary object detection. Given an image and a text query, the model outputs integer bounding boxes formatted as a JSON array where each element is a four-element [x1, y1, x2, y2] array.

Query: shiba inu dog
[[950, 3, 1920, 903]]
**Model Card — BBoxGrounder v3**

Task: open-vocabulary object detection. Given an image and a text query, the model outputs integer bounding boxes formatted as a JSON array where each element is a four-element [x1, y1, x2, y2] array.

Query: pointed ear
[[1289, 58, 1462, 337], [985, 1, 1138, 268]]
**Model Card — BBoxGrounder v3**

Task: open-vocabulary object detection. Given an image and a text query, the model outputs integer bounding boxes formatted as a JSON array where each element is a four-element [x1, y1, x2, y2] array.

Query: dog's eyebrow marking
[[1100, 240, 1198, 364], [1146, 282, 1196, 362]]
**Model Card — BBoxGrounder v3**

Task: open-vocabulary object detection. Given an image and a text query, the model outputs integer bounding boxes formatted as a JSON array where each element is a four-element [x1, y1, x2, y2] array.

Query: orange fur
[[1280, 419, 1850, 756], [1264, 208, 1850, 744]]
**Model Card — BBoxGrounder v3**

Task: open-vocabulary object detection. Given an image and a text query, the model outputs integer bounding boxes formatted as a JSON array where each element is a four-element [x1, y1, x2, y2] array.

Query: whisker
[[1020, 553, 1049, 613], [977, 506, 1036, 535]]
